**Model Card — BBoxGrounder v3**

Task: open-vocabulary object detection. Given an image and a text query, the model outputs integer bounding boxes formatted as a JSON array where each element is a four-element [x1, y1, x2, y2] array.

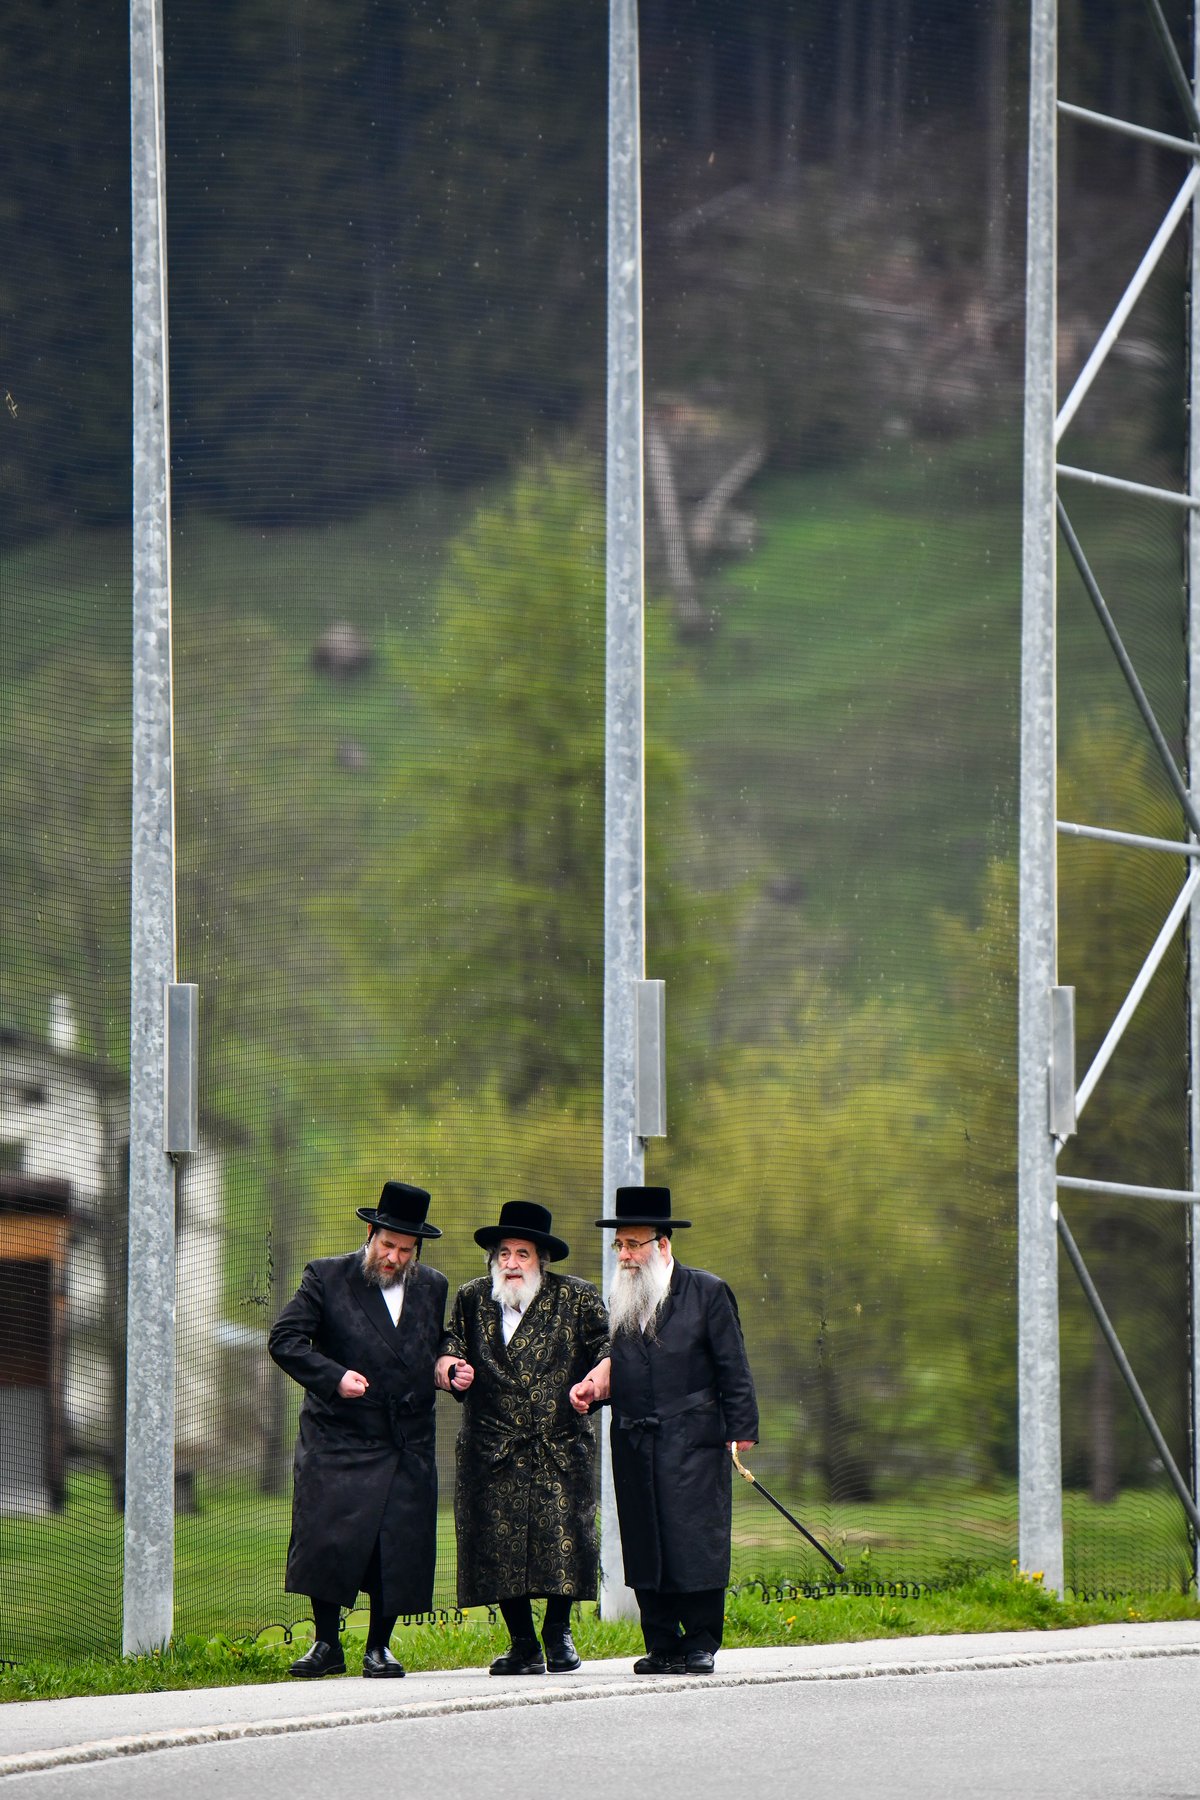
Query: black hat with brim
[[474, 1199, 569, 1262], [357, 1180, 442, 1239], [595, 1185, 691, 1230]]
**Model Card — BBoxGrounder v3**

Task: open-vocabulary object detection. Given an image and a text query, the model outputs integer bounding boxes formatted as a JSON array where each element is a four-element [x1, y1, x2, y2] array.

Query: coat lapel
[[480, 1290, 509, 1364], [653, 1260, 684, 1339], [346, 1257, 405, 1357], [507, 1271, 554, 1352]]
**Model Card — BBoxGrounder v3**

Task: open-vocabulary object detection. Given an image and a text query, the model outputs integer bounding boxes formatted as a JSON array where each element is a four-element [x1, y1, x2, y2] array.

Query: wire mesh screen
[[1, 0, 1198, 1665], [0, 2, 132, 1658], [163, 0, 608, 1639]]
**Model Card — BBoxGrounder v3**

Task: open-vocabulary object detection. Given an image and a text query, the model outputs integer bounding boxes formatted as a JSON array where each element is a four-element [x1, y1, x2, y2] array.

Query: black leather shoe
[[543, 1627, 582, 1672], [288, 1639, 346, 1678], [490, 1636, 546, 1676], [684, 1649, 715, 1674], [632, 1651, 685, 1675], [362, 1645, 406, 1678]]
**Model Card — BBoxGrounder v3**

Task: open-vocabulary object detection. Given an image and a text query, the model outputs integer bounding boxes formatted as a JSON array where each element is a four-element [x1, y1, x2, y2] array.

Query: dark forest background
[[4, 0, 1180, 537]]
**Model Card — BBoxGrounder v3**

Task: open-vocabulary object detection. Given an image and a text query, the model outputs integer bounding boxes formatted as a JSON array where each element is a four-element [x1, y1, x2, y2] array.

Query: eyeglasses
[[612, 1235, 659, 1253]]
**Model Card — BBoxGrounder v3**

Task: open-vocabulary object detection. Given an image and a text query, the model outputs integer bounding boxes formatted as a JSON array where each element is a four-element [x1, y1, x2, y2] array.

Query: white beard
[[491, 1262, 543, 1312], [608, 1253, 672, 1337]]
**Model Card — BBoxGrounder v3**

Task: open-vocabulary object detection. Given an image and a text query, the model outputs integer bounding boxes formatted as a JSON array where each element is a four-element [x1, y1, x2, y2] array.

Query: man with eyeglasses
[[569, 1185, 758, 1676], [436, 1200, 609, 1676]]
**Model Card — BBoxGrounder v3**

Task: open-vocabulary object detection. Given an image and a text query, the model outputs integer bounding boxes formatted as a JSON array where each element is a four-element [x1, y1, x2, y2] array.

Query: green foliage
[[303, 1088, 603, 1293], [354, 458, 719, 1106], [0, 650, 131, 1063], [5, 1570, 1199, 1701], [658, 981, 1005, 1499], [937, 710, 1191, 1493]]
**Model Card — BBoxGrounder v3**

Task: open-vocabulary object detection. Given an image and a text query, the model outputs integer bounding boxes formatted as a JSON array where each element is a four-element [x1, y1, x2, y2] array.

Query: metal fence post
[[1017, 0, 1064, 1597], [125, 0, 178, 1656], [600, 0, 644, 1623], [1189, 5, 1200, 1600]]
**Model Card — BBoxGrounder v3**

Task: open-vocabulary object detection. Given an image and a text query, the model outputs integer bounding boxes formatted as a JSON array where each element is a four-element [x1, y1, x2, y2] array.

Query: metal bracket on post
[[1048, 985, 1076, 1143], [163, 983, 198, 1156], [634, 979, 666, 1139]]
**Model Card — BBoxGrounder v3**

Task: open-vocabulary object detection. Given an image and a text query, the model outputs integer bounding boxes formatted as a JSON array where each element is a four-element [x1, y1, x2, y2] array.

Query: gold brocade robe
[[442, 1271, 609, 1607]]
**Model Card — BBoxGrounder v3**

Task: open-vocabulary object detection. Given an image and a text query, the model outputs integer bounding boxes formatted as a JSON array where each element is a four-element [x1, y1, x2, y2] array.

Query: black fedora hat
[[595, 1185, 691, 1230], [474, 1200, 569, 1262], [357, 1180, 442, 1239]]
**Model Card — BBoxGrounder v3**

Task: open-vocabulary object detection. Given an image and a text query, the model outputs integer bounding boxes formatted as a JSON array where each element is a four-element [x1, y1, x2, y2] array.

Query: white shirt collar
[[500, 1298, 527, 1344]]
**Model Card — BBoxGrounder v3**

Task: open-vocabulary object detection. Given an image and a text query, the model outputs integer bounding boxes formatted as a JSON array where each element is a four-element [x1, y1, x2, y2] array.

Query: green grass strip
[[3, 1576, 1199, 1703]]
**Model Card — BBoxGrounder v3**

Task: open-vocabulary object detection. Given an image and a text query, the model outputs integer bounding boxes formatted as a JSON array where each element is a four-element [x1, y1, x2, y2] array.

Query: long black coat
[[609, 1261, 758, 1593], [442, 1272, 609, 1607], [268, 1251, 448, 1614]]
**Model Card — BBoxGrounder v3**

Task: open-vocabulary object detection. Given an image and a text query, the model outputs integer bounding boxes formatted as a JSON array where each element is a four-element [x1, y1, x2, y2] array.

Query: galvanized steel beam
[[1188, 2, 1200, 1598], [1018, 0, 1064, 1597], [125, 0, 178, 1657], [600, 0, 645, 1623]]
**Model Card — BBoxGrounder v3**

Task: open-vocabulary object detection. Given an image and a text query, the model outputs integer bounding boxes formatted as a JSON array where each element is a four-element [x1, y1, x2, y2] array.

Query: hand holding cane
[[731, 1444, 846, 1575]]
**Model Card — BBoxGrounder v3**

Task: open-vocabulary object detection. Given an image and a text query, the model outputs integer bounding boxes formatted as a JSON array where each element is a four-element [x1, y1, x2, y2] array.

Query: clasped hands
[[434, 1354, 476, 1393], [568, 1358, 611, 1414]]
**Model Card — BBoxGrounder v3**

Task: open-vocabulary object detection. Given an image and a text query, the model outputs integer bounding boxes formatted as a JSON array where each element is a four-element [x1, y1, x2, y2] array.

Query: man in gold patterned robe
[[435, 1200, 609, 1676]]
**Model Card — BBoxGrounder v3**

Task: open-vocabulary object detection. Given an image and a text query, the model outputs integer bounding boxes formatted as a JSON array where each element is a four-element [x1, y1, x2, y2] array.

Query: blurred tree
[[354, 457, 722, 1107], [664, 983, 990, 1501], [0, 0, 129, 544], [939, 711, 1190, 1500]]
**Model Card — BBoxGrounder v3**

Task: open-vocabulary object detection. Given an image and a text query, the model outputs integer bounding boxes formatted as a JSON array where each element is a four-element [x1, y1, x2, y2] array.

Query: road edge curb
[[4, 1641, 1200, 1778]]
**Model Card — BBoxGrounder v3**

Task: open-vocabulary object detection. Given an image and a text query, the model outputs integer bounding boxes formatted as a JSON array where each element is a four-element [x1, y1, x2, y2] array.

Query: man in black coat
[[268, 1180, 448, 1679], [571, 1186, 758, 1676]]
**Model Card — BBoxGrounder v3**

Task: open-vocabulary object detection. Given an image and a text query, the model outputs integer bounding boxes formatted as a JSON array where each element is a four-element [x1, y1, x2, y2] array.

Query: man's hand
[[727, 1439, 757, 1451], [569, 1357, 611, 1414], [435, 1354, 475, 1393], [338, 1369, 370, 1398]]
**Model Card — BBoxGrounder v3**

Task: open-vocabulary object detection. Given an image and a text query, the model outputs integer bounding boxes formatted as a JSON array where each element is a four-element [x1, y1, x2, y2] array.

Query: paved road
[[4, 1629, 1200, 1799]]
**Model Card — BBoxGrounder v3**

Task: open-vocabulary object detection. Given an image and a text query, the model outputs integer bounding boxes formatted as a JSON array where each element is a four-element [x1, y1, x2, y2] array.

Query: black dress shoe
[[542, 1627, 582, 1672], [684, 1649, 715, 1674], [632, 1651, 685, 1675], [362, 1645, 406, 1678], [288, 1639, 346, 1678], [489, 1636, 546, 1676]]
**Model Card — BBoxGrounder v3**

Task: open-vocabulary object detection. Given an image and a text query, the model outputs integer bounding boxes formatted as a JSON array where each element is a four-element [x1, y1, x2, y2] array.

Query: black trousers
[[634, 1587, 724, 1655], [310, 1537, 397, 1649]]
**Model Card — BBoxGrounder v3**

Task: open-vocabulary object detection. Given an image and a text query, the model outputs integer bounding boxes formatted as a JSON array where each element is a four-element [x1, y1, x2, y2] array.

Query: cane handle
[[731, 1443, 755, 1484]]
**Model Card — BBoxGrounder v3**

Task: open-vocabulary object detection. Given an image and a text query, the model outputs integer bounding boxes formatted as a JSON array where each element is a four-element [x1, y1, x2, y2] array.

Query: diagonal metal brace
[[1056, 1205, 1200, 1537], [1056, 497, 1200, 842], [1141, 0, 1200, 141], [1055, 164, 1200, 442]]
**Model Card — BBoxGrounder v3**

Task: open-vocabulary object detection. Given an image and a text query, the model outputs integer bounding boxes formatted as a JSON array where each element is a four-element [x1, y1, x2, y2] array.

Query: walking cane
[[731, 1444, 846, 1575]]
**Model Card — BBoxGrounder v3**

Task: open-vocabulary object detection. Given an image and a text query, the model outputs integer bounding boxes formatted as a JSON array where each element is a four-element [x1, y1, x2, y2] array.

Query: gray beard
[[361, 1246, 417, 1292], [490, 1262, 543, 1312], [608, 1254, 671, 1337]]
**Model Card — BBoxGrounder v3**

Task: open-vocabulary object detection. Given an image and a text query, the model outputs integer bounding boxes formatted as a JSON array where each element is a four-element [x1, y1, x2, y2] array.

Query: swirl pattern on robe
[[443, 1270, 609, 1607]]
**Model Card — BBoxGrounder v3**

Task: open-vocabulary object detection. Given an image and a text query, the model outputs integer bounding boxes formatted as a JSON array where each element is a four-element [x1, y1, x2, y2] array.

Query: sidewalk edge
[[4, 1641, 1199, 1779]]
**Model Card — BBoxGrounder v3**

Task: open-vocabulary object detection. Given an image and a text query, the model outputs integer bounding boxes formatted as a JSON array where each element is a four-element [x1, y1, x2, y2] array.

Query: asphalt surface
[[2, 1624, 1200, 1795], [8, 1657, 1200, 1800]]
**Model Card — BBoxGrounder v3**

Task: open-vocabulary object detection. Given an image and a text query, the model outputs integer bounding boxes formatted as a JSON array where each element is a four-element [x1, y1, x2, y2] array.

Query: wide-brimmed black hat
[[474, 1200, 569, 1262], [357, 1180, 442, 1239], [594, 1185, 691, 1230]]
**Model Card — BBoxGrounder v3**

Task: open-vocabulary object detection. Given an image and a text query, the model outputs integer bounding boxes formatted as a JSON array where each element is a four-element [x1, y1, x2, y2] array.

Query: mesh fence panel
[[1, 0, 1198, 1664], [0, 2, 132, 1658]]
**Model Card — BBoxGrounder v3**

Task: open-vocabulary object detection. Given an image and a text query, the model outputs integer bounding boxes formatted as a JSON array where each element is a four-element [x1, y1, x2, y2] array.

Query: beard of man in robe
[[608, 1247, 672, 1338], [489, 1254, 544, 1313], [361, 1235, 418, 1291]]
